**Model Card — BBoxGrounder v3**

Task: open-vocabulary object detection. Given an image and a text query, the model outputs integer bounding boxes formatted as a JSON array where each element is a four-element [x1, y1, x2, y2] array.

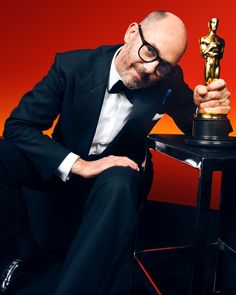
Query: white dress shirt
[[57, 48, 133, 181]]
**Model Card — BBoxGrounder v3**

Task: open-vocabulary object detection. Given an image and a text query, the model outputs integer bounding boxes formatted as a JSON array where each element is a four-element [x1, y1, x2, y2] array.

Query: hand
[[193, 79, 231, 115], [71, 155, 140, 178]]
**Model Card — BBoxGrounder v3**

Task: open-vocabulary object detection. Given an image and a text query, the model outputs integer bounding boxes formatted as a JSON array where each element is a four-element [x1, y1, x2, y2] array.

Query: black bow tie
[[109, 80, 135, 104], [109, 80, 127, 93]]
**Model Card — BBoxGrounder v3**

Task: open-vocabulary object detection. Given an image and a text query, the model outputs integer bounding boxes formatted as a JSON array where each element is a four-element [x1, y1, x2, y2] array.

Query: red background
[[0, 0, 235, 208]]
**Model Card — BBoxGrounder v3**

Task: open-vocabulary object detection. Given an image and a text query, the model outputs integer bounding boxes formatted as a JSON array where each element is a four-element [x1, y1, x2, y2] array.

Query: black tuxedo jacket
[[4, 45, 195, 180]]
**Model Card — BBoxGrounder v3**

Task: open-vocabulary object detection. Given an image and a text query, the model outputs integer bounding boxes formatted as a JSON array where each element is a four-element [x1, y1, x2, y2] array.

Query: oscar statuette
[[185, 18, 236, 146]]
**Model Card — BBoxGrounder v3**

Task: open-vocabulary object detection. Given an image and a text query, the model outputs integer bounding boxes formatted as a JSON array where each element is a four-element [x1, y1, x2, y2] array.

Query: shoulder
[[151, 64, 193, 105], [54, 44, 122, 74]]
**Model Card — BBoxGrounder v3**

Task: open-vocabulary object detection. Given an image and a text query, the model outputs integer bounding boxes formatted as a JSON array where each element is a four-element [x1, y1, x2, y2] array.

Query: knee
[[93, 166, 140, 208]]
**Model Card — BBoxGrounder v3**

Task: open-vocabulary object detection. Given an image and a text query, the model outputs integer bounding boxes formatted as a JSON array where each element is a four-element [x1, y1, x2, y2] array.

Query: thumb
[[194, 85, 208, 97]]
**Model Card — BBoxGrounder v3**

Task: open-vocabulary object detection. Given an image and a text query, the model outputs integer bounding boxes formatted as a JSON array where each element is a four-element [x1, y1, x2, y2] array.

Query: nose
[[142, 60, 160, 75]]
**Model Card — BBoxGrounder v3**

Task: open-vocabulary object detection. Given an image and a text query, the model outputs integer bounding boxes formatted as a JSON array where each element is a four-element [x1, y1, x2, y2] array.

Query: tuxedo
[[3, 44, 195, 180], [0, 45, 196, 294]]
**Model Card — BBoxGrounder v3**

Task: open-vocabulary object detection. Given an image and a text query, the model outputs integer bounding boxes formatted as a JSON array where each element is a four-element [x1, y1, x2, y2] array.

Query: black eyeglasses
[[138, 24, 174, 78]]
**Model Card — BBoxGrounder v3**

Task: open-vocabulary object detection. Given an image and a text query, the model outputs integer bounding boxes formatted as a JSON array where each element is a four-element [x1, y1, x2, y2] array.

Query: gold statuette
[[200, 18, 225, 85], [185, 18, 236, 146]]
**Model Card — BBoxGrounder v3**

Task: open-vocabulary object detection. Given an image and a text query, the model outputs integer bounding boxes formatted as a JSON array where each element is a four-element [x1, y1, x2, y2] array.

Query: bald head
[[140, 10, 188, 63], [116, 10, 188, 89]]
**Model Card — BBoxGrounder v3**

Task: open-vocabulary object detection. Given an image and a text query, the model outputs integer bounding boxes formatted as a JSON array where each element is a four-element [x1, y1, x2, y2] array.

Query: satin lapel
[[72, 51, 114, 157]]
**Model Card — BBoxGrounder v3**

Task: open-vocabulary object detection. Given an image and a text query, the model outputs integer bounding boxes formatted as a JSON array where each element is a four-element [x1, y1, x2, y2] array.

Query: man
[[0, 10, 231, 295]]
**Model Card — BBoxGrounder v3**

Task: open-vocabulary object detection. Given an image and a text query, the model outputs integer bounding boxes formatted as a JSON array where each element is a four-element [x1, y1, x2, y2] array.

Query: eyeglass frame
[[137, 24, 174, 78]]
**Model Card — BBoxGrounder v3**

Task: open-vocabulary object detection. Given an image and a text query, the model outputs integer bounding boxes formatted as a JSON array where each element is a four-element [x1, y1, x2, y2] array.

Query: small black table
[[134, 134, 236, 295]]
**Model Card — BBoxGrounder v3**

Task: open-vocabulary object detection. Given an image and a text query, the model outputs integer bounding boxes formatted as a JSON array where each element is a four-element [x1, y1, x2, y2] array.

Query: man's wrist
[[57, 152, 79, 182], [71, 157, 84, 175]]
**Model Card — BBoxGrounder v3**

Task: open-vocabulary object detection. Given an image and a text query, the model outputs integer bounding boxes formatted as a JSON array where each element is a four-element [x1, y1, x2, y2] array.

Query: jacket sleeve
[[3, 53, 71, 180], [164, 66, 196, 135]]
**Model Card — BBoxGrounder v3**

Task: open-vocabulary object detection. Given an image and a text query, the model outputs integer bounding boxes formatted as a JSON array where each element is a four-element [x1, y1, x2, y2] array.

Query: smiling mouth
[[141, 74, 151, 83], [133, 64, 161, 83], [133, 67, 142, 79]]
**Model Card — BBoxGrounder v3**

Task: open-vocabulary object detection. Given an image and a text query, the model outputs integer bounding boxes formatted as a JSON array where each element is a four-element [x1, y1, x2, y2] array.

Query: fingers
[[194, 85, 208, 98], [206, 78, 226, 91], [194, 79, 231, 114], [200, 97, 230, 109], [203, 105, 230, 115], [103, 155, 140, 171], [194, 80, 229, 102], [72, 155, 140, 179]]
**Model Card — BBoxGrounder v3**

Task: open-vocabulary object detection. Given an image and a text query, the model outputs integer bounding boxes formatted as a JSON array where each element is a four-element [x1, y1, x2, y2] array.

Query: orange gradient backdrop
[[0, 0, 235, 207]]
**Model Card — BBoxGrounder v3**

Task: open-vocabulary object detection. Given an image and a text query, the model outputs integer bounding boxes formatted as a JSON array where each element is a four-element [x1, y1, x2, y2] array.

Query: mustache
[[139, 70, 151, 82]]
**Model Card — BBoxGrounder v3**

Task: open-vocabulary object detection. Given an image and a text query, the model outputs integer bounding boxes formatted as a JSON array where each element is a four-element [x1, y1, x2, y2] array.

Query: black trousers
[[0, 139, 153, 295]]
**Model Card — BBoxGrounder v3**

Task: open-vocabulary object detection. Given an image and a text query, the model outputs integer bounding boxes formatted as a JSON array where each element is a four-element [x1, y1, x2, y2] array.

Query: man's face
[[115, 20, 187, 89]]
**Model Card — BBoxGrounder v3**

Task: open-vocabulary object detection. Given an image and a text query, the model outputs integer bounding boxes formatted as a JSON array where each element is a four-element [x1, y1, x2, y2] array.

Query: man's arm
[[163, 67, 196, 135], [3, 53, 71, 180]]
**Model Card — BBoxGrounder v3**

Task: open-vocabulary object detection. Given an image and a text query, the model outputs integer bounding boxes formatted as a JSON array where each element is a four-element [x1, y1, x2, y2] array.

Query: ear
[[124, 22, 138, 44]]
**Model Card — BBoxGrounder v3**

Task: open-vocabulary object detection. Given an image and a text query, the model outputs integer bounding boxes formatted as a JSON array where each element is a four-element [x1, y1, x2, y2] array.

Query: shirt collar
[[108, 47, 123, 92]]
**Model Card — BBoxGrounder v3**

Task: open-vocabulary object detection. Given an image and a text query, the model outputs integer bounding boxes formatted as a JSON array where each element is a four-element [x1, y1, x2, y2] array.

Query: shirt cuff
[[56, 152, 79, 182]]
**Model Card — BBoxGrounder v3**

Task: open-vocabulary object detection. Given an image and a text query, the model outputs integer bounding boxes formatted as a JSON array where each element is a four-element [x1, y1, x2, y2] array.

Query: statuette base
[[185, 114, 236, 147]]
